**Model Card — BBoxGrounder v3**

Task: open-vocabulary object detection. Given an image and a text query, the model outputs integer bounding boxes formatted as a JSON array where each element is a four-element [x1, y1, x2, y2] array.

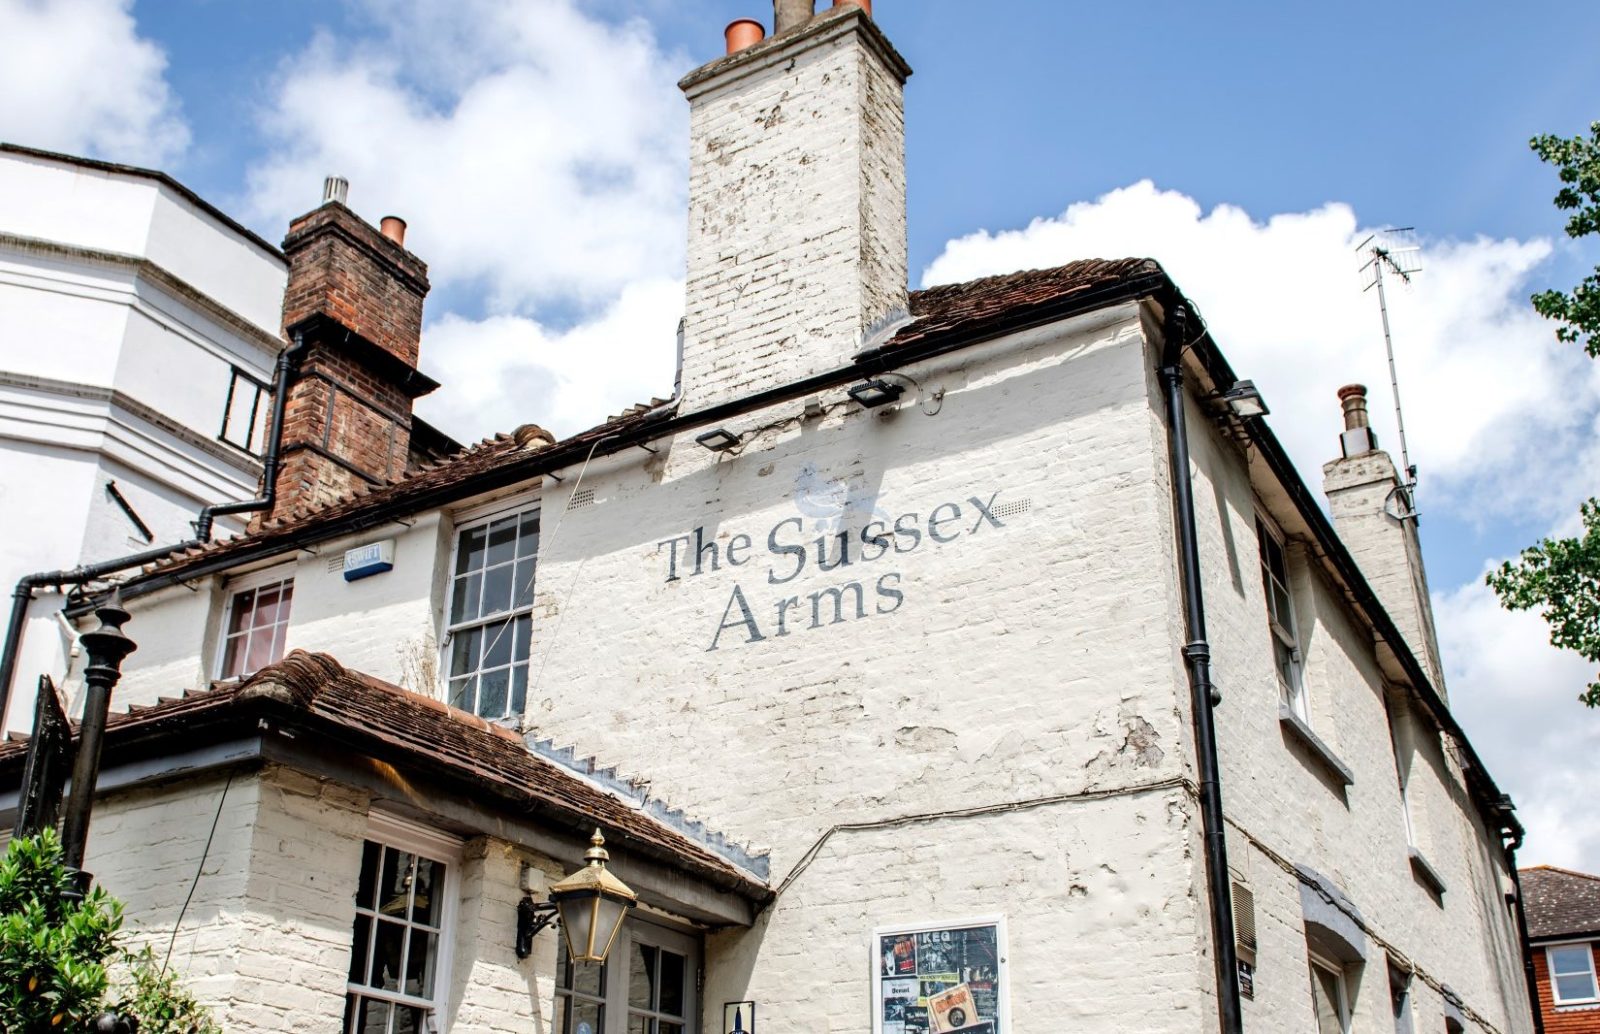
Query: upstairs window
[[1549, 944, 1599, 1005], [220, 366, 272, 456], [1257, 515, 1306, 720], [1308, 955, 1352, 1034], [217, 569, 294, 680], [445, 505, 539, 720]]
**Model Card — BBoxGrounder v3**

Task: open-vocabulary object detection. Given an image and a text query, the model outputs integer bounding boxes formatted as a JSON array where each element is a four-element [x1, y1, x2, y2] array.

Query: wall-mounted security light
[[847, 378, 904, 409], [515, 829, 637, 964], [1217, 380, 1269, 419], [696, 428, 740, 452]]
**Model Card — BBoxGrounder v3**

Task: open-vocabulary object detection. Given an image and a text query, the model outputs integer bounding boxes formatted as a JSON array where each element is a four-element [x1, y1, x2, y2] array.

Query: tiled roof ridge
[[1522, 864, 1600, 882]]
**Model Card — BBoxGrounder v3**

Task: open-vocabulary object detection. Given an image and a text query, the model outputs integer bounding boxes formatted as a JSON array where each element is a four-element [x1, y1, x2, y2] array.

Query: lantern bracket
[[515, 895, 559, 959]]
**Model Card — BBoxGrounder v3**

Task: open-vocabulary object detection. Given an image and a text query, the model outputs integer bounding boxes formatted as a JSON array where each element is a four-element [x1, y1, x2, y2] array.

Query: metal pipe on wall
[[1160, 303, 1244, 1034]]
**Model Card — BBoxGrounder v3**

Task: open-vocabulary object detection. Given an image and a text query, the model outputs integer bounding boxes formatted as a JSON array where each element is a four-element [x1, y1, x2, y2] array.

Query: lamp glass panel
[[559, 894, 598, 961], [592, 896, 630, 961]]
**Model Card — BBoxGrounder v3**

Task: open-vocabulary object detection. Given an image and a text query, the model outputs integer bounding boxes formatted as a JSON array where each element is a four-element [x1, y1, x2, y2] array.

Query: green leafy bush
[[0, 832, 221, 1032], [0, 829, 123, 1030]]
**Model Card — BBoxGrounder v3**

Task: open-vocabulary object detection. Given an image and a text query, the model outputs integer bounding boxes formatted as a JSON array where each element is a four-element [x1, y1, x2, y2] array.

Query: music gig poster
[[873, 919, 1006, 1034]]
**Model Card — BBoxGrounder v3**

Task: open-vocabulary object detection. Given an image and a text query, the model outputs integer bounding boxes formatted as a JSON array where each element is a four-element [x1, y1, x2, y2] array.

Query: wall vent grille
[[1232, 881, 1257, 950], [567, 487, 597, 511], [992, 498, 1031, 519]]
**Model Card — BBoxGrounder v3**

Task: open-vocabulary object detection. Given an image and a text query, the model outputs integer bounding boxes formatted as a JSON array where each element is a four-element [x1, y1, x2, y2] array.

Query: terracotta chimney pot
[[1338, 383, 1369, 431], [380, 216, 407, 247], [832, 0, 872, 16], [725, 18, 766, 54]]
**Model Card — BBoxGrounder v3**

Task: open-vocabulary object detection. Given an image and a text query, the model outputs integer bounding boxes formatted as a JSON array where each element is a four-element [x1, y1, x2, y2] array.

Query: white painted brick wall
[[680, 8, 909, 410]]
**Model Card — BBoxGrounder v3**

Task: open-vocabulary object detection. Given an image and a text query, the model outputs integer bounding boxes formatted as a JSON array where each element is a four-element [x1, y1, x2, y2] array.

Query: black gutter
[[1159, 303, 1243, 1034], [1503, 820, 1546, 1034], [0, 334, 306, 729], [116, 271, 1172, 603]]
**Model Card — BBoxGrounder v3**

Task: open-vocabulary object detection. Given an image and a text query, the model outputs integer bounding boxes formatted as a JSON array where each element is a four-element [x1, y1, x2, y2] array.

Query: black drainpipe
[[0, 333, 306, 729], [1160, 302, 1243, 1034], [1501, 804, 1545, 1034]]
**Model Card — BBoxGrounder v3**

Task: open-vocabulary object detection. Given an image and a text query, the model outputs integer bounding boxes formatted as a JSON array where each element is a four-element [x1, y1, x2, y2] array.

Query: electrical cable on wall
[[162, 771, 234, 977]]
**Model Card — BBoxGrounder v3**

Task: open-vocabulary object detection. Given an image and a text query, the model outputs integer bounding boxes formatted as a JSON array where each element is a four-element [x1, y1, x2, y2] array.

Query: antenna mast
[[1356, 228, 1423, 512]]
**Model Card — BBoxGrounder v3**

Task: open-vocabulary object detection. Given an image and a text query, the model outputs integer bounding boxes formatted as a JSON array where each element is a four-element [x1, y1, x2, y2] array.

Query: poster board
[[872, 917, 1007, 1034]]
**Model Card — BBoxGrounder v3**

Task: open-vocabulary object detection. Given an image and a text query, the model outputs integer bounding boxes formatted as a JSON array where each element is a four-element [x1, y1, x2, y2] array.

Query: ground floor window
[[1309, 955, 1351, 1034], [344, 817, 460, 1034], [553, 918, 698, 1034]]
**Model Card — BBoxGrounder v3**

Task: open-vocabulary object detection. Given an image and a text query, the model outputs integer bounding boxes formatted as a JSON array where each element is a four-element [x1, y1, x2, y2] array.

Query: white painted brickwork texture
[[1183, 385, 1531, 1033], [680, 12, 908, 411]]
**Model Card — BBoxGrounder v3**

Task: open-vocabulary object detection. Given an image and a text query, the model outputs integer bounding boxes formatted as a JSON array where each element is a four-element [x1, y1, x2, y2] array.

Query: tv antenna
[[1356, 227, 1423, 514]]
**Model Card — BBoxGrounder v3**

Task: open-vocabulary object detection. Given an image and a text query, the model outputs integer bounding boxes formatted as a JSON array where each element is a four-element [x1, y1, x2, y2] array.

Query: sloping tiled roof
[[129, 257, 1164, 583], [0, 651, 768, 900], [1522, 866, 1600, 940]]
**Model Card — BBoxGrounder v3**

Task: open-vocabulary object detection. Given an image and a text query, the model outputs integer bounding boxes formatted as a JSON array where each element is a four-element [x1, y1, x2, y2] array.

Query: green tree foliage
[[1487, 501, 1600, 707], [1528, 121, 1600, 354], [1489, 123, 1600, 706], [0, 829, 123, 1030], [0, 832, 222, 1032], [111, 948, 222, 1034]]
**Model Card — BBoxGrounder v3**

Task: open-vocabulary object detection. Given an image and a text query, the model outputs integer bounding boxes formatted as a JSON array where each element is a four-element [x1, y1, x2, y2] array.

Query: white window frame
[[344, 812, 463, 1034], [1309, 952, 1352, 1034], [552, 914, 701, 1034], [1547, 941, 1600, 1005], [214, 563, 296, 681], [440, 497, 540, 720], [1257, 512, 1308, 721], [870, 915, 1010, 1034]]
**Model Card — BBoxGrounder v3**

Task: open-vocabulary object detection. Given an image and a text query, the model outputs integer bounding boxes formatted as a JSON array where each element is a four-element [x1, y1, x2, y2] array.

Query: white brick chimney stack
[[1322, 384, 1448, 698], [677, 2, 912, 410]]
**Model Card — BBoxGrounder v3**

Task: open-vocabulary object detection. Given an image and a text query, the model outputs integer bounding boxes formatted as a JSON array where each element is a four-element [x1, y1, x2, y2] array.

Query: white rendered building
[[0, 6, 1542, 1034], [0, 144, 287, 732]]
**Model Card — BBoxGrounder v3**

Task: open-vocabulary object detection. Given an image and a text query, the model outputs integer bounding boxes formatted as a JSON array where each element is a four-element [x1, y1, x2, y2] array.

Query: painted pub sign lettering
[[655, 490, 1011, 651]]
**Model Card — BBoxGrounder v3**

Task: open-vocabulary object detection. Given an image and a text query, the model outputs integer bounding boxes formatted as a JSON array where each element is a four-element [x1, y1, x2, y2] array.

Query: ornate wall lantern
[[516, 828, 637, 964]]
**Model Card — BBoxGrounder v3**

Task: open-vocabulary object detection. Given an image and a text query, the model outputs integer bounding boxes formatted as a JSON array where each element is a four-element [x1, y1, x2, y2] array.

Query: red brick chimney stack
[[264, 180, 438, 522]]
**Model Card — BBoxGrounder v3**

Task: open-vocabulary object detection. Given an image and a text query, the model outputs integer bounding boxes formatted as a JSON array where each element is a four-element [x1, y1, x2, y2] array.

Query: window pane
[[350, 997, 390, 1034], [451, 572, 482, 623], [627, 1017, 650, 1034], [572, 956, 604, 999], [511, 666, 529, 716], [379, 849, 410, 918], [450, 627, 482, 678], [658, 949, 686, 1017], [659, 1024, 683, 1034], [514, 557, 537, 608], [487, 516, 519, 567], [514, 615, 532, 661], [483, 619, 515, 669], [457, 526, 487, 574], [370, 920, 406, 989], [630, 943, 657, 1009], [392, 1006, 427, 1034], [227, 588, 257, 635], [405, 928, 438, 998], [1310, 963, 1345, 1034], [479, 669, 509, 719], [255, 584, 283, 627], [517, 512, 540, 556], [571, 1000, 603, 1034], [1557, 973, 1597, 1002], [244, 624, 277, 673], [1551, 946, 1593, 975], [482, 564, 514, 617], [357, 841, 382, 909], [411, 857, 440, 927], [220, 635, 247, 680], [348, 914, 371, 983], [449, 676, 476, 712], [1272, 582, 1294, 630]]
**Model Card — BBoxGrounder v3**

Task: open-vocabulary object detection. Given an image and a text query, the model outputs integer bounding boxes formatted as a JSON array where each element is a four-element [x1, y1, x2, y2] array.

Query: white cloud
[[924, 181, 1596, 526], [926, 182, 1600, 870], [415, 277, 682, 443], [0, 0, 188, 165], [244, 0, 688, 313], [1437, 576, 1600, 871]]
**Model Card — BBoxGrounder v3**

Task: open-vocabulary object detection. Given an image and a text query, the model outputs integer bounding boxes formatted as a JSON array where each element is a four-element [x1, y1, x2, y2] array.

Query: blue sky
[[4, 0, 1598, 869]]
